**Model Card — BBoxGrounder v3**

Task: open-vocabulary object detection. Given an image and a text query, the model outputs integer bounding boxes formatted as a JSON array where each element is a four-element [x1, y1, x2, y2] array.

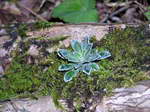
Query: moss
[[17, 24, 28, 38], [0, 26, 149, 110], [6, 0, 19, 2], [33, 36, 68, 43], [5, 21, 55, 40], [32, 27, 150, 107], [0, 55, 42, 100], [17, 21, 55, 38], [34, 21, 55, 29]]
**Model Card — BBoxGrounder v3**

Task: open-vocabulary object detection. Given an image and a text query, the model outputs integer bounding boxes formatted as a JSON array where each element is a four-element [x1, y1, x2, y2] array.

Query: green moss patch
[[0, 55, 42, 100], [0, 27, 149, 111]]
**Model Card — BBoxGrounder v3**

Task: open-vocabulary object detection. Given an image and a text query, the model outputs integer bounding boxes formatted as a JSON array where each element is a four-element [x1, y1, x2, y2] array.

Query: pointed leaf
[[82, 64, 92, 75], [81, 37, 93, 55], [86, 49, 101, 62], [71, 40, 81, 52], [82, 37, 90, 44], [82, 63, 99, 75], [58, 49, 70, 59], [58, 64, 74, 71], [89, 63, 100, 71], [64, 70, 78, 82], [82, 43, 93, 57], [98, 51, 111, 60], [74, 63, 82, 69], [67, 52, 82, 63]]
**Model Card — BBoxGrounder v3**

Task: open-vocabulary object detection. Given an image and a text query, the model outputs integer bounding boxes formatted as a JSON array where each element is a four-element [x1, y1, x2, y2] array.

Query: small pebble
[[0, 49, 8, 57], [0, 66, 4, 76], [27, 45, 39, 56], [0, 29, 7, 35]]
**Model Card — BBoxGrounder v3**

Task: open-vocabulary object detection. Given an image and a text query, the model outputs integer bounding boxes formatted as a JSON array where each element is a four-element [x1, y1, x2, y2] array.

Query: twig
[[100, 1, 133, 23], [111, 16, 123, 23], [134, 1, 147, 13], [109, 5, 130, 18], [100, 14, 109, 23], [100, 5, 130, 23], [9, 100, 18, 112], [105, 1, 132, 7], [17, 3, 48, 22]]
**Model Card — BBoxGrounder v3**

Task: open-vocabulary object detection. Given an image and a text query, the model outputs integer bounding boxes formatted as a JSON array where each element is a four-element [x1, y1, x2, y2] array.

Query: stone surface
[[0, 48, 8, 57], [0, 65, 4, 77], [27, 24, 130, 47], [27, 45, 39, 56], [0, 29, 7, 36], [0, 96, 62, 112], [95, 80, 150, 112], [0, 36, 10, 46], [1, 81, 150, 112]]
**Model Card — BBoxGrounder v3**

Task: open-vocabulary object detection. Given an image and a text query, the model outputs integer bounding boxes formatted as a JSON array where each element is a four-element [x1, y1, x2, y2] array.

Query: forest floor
[[0, 0, 150, 24]]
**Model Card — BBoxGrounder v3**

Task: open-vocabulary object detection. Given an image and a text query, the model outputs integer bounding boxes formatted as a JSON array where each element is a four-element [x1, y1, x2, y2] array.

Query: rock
[[0, 36, 10, 46], [0, 96, 61, 112], [27, 45, 39, 56], [27, 24, 140, 47], [0, 29, 7, 36], [0, 48, 8, 57], [95, 80, 150, 112], [2, 81, 150, 112], [0, 66, 4, 77], [3, 2, 21, 15], [0, 49, 10, 75], [27, 24, 109, 47]]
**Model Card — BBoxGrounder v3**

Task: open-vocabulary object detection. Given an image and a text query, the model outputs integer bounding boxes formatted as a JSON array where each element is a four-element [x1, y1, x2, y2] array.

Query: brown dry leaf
[[3, 2, 21, 15], [0, 9, 17, 24], [0, 8, 29, 24], [18, 0, 45, 17]]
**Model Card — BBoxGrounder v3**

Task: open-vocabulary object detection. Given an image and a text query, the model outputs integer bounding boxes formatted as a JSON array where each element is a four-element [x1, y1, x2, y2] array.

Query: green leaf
[[67, 52, 82, 63], [52, 0, 99, 23], [81, 38, 93, 56], [98, 51, 111, 60], [58, 64, 74, 71], [145, 12, 150, 20], [82, 64, 92, 75], [89, 63, 100, 71], [58, 49, 70, 59], [64, 70, 78, 82], [144, 7, 150, 20], [86, 49, 100, 62], [82, 63, 99, 75], [71, 40, 81, 52]]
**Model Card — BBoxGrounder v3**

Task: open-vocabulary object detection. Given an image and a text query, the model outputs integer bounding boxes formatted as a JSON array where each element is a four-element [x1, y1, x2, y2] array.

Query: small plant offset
[[58, 38, 111, 82]]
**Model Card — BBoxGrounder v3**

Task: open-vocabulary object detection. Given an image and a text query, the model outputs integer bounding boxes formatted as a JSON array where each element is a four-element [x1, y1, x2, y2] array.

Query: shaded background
[[0, 0, 150, 24]]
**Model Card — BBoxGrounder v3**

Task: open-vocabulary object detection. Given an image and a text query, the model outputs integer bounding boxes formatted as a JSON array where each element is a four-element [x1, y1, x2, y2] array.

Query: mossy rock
[[0, 27, 149, 111]]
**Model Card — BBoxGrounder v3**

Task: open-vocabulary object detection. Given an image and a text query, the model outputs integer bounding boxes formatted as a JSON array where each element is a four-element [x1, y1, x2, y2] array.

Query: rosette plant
[[58, 37, 111, 82]]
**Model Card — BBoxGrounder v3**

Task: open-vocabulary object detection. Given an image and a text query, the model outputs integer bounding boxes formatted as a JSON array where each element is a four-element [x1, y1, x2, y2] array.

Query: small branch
[[17, 3, 48, 22], [105, 1, 132, 7], [134, 1, 147, 13], [109, 5, 130, 18], [100, 5, 130, 23], [10, 100, 18, 112]]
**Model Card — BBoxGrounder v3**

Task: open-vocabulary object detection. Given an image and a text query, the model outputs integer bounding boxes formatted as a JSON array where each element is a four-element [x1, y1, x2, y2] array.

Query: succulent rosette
[[58, 37, 111, 82]]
